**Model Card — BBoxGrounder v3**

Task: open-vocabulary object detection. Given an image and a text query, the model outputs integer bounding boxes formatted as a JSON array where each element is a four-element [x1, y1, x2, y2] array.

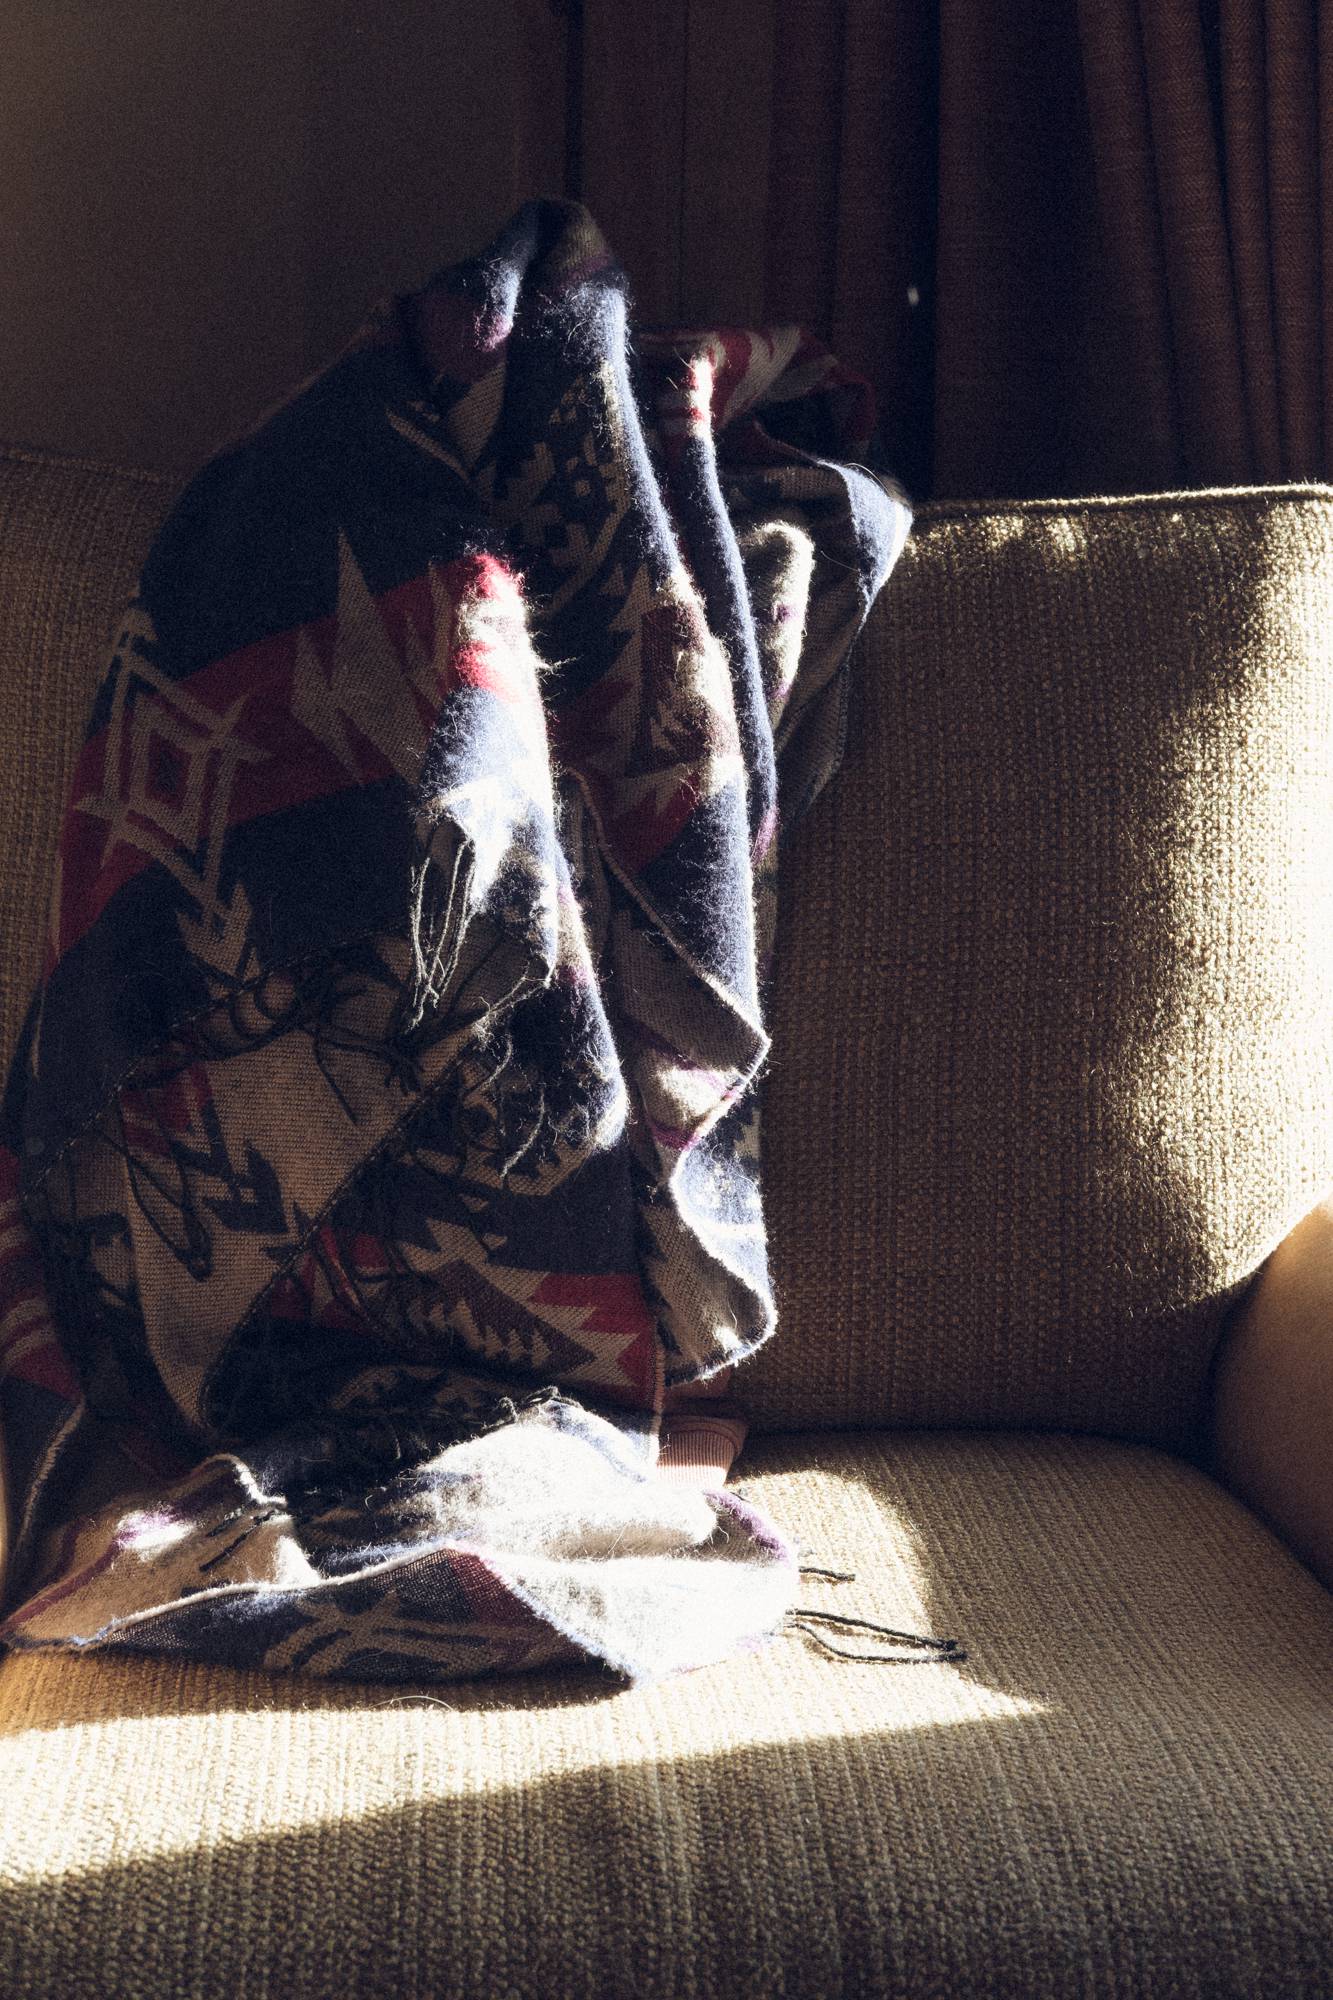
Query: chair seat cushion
[[2, 1431, 1330, 1999]]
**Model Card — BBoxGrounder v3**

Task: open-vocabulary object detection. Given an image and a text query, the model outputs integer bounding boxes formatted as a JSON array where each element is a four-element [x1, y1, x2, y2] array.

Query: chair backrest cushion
[[3, 454, 1332, 1452], [750, 487, 1333, 1449]]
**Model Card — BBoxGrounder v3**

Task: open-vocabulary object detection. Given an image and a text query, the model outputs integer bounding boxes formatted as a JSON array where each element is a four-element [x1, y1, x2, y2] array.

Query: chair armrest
[[1213, 1197, 1333, 1590]]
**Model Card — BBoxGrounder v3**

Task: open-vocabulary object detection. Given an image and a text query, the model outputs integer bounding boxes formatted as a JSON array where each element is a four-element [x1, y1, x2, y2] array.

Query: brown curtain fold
[[831, 0, 936, 465], [765, 0, 937, 492], [1221, 0, 1284, 476], [772, 0, 1331, 495], [1072, 0, 1329, 493], [1264, 0, 1323, 469], [930, 0, 1111, 497], [582, 0, 1331, 497], [1142, 0, 1252, 481], [1075, 0, 1188, 487], [765, 0, 846, 334], [1321, 3, 1333, 445]]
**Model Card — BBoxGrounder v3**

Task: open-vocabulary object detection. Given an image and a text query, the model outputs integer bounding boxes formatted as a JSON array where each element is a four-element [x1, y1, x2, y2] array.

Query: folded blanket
[[0, 202, 907, 1683]]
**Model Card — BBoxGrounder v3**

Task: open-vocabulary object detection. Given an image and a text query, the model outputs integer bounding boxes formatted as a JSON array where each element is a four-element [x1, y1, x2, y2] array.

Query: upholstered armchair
[[2, 449, 1331, 1999]]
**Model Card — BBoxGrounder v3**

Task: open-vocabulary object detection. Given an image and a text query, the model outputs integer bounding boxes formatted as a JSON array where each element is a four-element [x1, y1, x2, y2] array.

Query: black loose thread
[[792, 1568, 964, 1662], [789, 1605, 967, 1665]]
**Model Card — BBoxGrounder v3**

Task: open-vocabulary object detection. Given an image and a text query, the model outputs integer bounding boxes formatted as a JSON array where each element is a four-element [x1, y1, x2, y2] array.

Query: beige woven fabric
[[0, 447, 172, 1068], [754, 487, 1333, 1445], [0, 450, 171, 1602], [0, 1429, 1330, 1999]]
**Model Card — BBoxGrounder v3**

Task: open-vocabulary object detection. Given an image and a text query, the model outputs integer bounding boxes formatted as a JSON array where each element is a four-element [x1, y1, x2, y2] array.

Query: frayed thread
[[788, 1606, 967, 1665], [406, 835, 476, 1031]]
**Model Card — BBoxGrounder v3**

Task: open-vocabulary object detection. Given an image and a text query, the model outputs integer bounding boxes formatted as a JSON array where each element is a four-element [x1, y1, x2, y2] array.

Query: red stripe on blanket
[[52, 554, 523, 961]]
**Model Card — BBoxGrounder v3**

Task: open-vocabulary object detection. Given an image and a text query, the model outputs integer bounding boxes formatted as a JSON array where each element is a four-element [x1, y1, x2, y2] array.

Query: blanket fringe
[[790, 1563, 965, 1663], [405, 835, 476, 1033], [788, 1607, 967, 1665]]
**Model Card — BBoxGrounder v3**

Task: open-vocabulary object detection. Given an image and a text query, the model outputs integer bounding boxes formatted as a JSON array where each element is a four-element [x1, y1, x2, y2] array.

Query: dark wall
[[0, 1, 800, 478], [0, 1, 566, 470]]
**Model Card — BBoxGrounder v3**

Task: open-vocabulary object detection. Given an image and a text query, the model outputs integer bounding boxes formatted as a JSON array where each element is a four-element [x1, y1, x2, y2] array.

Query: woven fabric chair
[[2, 449, 1331, 1999]]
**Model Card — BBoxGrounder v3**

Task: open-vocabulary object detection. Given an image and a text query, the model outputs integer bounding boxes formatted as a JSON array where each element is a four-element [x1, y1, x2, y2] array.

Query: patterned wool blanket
[[0, 203, 907, 1683]]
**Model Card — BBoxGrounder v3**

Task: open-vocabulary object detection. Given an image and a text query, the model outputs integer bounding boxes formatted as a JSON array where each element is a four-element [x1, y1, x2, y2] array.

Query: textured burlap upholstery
[[756, 488, 1333, 1446], [2, 1432, 1332, 1999], [2, 448, 1333, 1998], [0, 448, 172, 1067]]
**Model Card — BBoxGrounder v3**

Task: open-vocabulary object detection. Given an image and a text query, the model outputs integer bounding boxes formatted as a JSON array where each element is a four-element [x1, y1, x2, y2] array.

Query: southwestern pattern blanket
[[0, 203, 907, 1683]]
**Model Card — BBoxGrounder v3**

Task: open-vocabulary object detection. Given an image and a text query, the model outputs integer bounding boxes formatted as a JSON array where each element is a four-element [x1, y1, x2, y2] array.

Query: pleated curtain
[[754, 0, 1331, 498]]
